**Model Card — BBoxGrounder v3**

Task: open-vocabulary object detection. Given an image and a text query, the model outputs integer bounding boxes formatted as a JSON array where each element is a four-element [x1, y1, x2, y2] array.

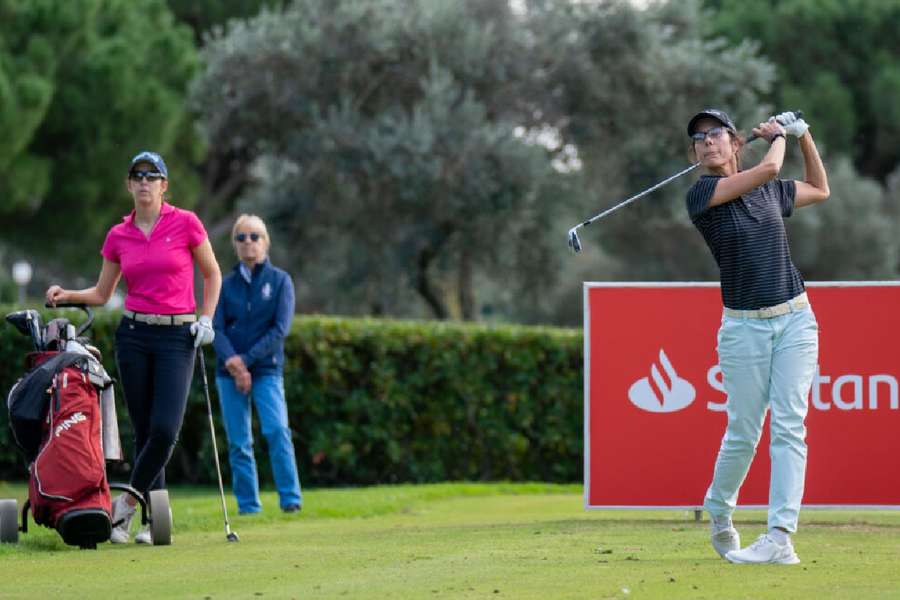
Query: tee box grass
[[1, 482, 899, 599]]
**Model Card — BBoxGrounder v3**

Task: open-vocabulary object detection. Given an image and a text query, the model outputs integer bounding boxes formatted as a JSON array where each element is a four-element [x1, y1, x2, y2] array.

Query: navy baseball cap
[[687, 109, 737, 137], [129, 151, 168, 178]]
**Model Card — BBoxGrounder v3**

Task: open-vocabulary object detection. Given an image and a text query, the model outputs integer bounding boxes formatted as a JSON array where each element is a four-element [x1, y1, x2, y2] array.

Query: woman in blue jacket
[[212, 214, 302, 514]]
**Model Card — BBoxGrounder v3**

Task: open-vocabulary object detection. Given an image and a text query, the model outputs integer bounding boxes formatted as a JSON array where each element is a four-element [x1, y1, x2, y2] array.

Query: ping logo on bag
[[54, 412, 87, 437]]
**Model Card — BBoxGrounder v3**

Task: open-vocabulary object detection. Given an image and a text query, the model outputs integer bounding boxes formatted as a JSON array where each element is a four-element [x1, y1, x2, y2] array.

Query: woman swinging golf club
[[686, 109, 829, 564], [46, 151, 222, 544]]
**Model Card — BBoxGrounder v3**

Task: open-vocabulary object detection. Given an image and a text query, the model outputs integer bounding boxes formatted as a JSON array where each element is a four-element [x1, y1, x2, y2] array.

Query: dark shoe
[[282, 505, 302, 514]]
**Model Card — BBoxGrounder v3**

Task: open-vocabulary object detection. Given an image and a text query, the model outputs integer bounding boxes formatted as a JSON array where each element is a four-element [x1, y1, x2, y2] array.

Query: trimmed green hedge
[[0, 307, 583, 485]]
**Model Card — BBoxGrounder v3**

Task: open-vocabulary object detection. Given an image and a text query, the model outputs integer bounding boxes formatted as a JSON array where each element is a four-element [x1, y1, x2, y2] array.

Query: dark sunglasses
[[129, 170, 165, 182], [235, 232, 261, 243], [691, 126, 729, 143]]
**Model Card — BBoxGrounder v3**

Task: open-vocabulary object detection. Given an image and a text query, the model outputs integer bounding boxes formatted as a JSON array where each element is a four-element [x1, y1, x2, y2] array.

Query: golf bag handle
[[45, 302, 95, 337]]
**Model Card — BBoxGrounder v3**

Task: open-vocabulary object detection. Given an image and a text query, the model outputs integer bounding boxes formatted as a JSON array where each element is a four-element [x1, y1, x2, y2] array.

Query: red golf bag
[[10, 351, 113, 548]]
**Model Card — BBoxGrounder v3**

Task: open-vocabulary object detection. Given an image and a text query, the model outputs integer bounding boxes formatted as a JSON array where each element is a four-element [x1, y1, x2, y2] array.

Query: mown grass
[[1, 482, 899, 599]]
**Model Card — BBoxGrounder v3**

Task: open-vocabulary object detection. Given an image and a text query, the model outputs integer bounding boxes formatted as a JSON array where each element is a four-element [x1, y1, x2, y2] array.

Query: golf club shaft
[[577, 131, 770, 229], [578, 161, 700, 228], [568, 110, 802, 251], [197, 348, 236, 539]]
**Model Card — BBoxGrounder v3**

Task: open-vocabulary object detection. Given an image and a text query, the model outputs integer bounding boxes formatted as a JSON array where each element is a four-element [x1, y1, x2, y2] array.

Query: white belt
[[123, 311, 197, 326], [723, 292, 809, 319]]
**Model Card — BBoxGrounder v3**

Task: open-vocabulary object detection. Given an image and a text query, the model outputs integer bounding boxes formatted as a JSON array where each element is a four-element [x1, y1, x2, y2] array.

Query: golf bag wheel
[[0, 499, 19, 544], [148, 490, 172, 546]]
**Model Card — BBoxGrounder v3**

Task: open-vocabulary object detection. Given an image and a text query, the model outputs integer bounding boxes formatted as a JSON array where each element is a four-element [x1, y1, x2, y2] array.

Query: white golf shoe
[[110, 494, 136, 544], [711, 524, 740, 559], [135, 526, 152, 545], [726, 534, 800, 565]]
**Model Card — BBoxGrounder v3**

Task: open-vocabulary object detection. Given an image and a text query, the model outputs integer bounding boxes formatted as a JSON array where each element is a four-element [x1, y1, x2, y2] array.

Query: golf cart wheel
[[148, 490, 172, 546], [0, 499, 19, 544]]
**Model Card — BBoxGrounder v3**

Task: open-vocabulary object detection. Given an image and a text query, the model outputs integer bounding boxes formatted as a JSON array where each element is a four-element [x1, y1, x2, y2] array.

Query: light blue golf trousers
[[215, 375, 302, 513], [704, 305, 818, 533]]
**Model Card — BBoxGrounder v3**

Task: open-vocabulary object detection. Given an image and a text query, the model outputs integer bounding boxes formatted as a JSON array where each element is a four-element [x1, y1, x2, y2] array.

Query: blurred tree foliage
[[787, 157, 900, 280], [190, 0, 777, 322], [3, 0, 900, 324], [192, 0, 570, 319], [166, 0, 283, 45], [0, 0, 199, 276], [706, 0, 900, 181], [0, 0, 87, 215], [518, 0, 779, 323], [516, 0, 899, 322]]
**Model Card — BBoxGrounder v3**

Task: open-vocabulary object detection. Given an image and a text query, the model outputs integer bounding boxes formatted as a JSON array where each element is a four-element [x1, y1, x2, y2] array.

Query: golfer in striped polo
[[685, 109, 829, 564]]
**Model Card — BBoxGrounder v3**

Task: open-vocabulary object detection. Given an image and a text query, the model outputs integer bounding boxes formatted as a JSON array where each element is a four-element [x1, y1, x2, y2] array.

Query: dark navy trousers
[[114, 318, 195, 495]]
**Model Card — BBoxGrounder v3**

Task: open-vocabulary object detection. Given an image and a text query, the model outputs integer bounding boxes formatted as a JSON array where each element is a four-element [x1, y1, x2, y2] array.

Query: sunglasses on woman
[[691, 126, 729, 142], [235, 232, 261, 243], [129, 170, 165, 182]]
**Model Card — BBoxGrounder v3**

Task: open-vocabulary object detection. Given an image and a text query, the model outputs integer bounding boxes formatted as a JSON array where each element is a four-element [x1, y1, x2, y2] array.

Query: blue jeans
[[114, 319, 195, 495], [215, 374, 302, 513], [704, 306, 818, 533]]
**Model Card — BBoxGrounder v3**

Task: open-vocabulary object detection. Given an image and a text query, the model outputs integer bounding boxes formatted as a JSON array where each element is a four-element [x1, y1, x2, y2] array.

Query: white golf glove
[[775, 111, 809, 137], [190, 315, 215, 348]]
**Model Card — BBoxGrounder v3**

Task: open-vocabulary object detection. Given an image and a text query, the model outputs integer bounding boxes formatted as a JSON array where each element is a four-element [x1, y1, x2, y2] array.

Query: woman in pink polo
[[46, 151, 222, 545]]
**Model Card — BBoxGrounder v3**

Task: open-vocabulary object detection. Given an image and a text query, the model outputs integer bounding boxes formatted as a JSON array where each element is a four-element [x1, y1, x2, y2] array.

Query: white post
[[11, 260, 32, 305]]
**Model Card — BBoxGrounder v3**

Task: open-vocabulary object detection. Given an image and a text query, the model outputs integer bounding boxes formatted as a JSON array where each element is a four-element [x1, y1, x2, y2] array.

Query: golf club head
[[5, 311, 34, 337], [567, 227, 582, 253], [227, 531, 240, 542], [6, 310, 43, 350], [44, 318, 72, 350], [30, 312, 44, 351]]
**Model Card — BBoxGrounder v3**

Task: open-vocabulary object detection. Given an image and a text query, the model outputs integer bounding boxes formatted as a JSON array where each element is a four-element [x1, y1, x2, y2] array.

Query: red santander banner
[[585, 282, 900, 509]]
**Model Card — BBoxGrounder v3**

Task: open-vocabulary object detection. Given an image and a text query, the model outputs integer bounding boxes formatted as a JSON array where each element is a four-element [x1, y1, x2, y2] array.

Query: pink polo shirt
[[101, 202, 207, 314]]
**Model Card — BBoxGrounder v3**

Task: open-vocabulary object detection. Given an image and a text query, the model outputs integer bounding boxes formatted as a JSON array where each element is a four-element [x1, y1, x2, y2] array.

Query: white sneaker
[[711, 524, 740, 559], [134, 526, 152, 545], [726, 534, 800, 565], [110, 495, 136, 544]]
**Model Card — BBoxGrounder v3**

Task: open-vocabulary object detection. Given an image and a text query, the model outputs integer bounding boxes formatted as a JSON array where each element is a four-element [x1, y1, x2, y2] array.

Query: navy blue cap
[[687, 109, 737, 137], [129, 151, 168, 178]]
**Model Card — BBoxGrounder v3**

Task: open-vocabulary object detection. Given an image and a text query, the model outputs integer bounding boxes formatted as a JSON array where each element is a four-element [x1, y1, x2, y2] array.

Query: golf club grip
[[45, 302, 86, 309], [746, 110, 803, 143]]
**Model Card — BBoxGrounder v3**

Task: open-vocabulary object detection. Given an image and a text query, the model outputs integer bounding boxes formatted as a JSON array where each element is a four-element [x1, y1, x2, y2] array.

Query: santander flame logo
[[628, 349, 696, 413]]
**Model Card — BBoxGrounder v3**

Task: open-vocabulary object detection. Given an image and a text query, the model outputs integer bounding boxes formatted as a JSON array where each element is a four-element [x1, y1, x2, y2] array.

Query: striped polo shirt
[[686, 175, 804, 310]]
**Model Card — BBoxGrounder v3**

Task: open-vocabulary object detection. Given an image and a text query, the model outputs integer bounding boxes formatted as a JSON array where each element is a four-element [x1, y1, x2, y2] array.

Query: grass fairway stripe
[[1, 482, 899, 599]]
